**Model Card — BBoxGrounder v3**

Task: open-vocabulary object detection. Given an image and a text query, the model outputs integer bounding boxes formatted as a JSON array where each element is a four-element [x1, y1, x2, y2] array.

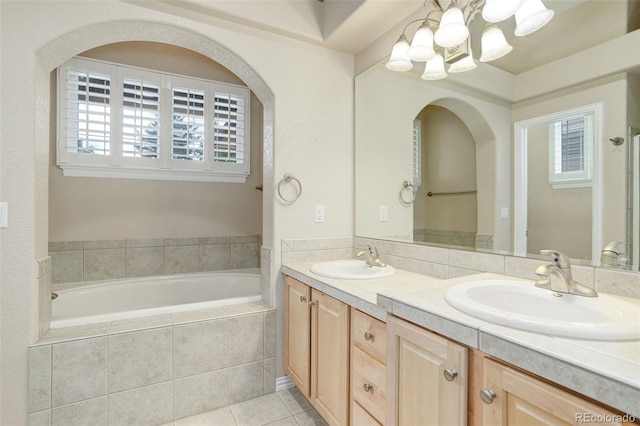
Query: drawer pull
[[309, 301, 316, 307], [363, 383, 373, 393], [364, 331, 374, 341], [299, 296, 307, 302], [443, 368, 458, 382], [480, 388, 496, 404]]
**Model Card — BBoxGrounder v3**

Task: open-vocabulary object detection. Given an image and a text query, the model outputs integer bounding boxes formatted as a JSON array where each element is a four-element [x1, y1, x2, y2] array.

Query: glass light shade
[[434, 6, 469, 48], [482, 0, 525, 23], [514, 0, 554, 36], [408, 23, 436, 62], [480, 25, 513, 62], [448, 51, 477, 73], [386, 35, 413, 71], [421, 53, 447, 80]]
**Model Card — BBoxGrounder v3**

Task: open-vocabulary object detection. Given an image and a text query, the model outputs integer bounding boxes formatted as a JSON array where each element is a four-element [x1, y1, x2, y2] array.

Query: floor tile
[[174, 406, 237, 425], [230, 393, 291, 426], [277, 388, 312, 415], [264, 416, 298, 426], [294, 409, 328, 426]]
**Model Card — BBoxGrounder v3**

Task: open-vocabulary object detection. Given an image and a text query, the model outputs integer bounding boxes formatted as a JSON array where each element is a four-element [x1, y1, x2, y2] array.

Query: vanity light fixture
[[386, 0, 554, 79]]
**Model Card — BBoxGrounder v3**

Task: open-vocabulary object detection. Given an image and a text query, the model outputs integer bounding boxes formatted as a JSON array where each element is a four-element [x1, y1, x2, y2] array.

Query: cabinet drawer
[[352, 345, 386, 424], [352, 401, 382, 426], [352, 308, 387, 363]]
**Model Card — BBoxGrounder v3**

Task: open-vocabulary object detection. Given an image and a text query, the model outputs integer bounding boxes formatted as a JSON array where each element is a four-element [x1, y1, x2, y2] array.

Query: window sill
[[58, 164, 248, 183]]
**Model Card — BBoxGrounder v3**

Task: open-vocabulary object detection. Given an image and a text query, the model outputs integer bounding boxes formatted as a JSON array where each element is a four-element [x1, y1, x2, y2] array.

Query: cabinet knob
[[309, 301, 316, 307], [480, 388, 496, 404], [363, 383, 373, 393], [364, 331, 374, 341], [299, 296, 307, 302], [443, 368, 458, 382]]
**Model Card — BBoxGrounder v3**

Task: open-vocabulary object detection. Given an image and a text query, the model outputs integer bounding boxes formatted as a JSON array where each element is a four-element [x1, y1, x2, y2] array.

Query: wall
[[526, 126, 592, 259], [0, 2, 354, 424], [49, 42, 264, 241]]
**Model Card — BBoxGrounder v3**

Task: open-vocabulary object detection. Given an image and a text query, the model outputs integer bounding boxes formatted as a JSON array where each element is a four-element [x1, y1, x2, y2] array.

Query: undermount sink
[[310, 260, 395, 280], [445, 280, 640, 341]]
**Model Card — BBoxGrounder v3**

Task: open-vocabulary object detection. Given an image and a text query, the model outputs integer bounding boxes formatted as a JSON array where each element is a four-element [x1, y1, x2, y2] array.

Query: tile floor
[[169, 388, 328, 426]]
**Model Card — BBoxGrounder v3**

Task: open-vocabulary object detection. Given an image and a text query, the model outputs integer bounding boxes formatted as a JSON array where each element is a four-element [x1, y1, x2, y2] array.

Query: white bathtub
[[51, 269, 262, 328]]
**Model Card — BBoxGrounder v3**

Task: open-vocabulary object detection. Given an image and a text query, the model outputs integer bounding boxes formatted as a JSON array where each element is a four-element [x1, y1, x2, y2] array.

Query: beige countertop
[[282, 261, 640, 417]]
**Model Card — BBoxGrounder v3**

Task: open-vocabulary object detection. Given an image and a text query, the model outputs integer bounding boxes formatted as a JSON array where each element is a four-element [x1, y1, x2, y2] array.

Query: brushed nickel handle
[[309, 301, 316, 307], [443, 368, 458, 382], [299, 295, 306, 302], [364, 331, 374, 341], [480, 388, 496, 404], [363, 383, 373, 393]]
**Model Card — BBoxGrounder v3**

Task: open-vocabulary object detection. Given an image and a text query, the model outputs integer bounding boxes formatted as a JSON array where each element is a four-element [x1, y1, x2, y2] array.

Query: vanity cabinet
[[284, 276, 350, 426], [478, 356, 634, 426], [386, 315, 468, 426], [350, 308, 387, 425]]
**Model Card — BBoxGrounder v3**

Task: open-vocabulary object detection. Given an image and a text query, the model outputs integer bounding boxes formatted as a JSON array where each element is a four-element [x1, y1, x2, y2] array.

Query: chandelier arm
[[401, 18, 429, 35]]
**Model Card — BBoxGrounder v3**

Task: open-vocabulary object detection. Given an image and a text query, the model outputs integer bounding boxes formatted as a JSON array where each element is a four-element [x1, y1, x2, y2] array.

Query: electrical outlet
[[315, 205, 325, 223], [379, 205, 388, 222], [501, 207, 509, 219]]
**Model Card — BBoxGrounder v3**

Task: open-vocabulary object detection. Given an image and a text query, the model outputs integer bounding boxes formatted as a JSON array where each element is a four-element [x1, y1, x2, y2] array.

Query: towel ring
[[277, 173, 302, 203], [400, 180, 417, 205]]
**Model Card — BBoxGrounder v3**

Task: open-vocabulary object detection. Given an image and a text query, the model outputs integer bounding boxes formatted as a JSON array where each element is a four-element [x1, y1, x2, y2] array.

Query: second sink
[[310, 259, 395, 280], [445, 279, 640, 341]]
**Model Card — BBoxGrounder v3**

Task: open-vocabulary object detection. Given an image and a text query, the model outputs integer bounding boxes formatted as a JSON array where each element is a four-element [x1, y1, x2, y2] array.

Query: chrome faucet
[[534, 250, 598, 297], [356, 245, 386, 268], [600, 241, 630, 270]]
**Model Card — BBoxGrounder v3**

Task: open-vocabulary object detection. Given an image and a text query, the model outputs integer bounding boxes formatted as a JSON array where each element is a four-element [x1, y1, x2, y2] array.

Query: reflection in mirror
[[514, 103, 603, 263], [629, 127, 640, 270], [413, 106, 480, 248]]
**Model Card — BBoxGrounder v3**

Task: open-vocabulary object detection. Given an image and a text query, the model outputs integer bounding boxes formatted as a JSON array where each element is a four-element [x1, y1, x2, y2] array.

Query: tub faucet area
[[356, 245, 386, 268], [534, 250, 598, 297]]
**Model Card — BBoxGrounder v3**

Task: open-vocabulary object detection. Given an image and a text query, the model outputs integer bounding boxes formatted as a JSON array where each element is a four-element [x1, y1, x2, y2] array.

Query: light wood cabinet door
[[284, 276, 311, 397], [387, 315, 468, 426], [311, 289, 350, 426], [481, 358, 634, 426]]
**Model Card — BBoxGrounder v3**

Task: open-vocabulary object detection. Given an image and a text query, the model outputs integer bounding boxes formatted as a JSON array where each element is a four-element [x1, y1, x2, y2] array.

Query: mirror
[[514, 103, 603, 262], [355, 1, 638, 267]]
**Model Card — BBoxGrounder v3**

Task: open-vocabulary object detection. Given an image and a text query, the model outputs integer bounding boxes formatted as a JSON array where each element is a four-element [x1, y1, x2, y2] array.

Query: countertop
[[282, 261, 640, 417]]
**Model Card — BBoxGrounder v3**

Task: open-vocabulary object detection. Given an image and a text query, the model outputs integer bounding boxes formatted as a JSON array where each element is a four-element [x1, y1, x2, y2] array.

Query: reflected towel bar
[[427, 190, 477, 197]]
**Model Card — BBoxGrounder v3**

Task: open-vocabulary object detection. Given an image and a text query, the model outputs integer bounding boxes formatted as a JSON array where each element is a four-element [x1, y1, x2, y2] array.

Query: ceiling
[[144, 0, 635, 75]]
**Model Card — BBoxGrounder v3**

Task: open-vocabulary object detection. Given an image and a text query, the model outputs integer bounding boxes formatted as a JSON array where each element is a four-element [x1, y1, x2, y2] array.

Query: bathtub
[[51, 269, 262, 328]]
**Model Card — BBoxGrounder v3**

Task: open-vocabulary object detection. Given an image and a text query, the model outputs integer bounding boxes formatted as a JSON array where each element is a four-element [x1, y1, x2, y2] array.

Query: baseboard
[[276, 376, 295, 392]]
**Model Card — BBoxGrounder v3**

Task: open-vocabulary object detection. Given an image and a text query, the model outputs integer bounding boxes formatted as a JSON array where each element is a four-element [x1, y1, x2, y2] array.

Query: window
[[548, 113, 593, 188], [58, 57, 250, 182], [412, 119, 422, 188]]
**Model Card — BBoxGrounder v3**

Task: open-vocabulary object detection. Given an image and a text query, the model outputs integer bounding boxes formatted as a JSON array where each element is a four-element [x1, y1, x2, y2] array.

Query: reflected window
[[548, 114, 593, 188]]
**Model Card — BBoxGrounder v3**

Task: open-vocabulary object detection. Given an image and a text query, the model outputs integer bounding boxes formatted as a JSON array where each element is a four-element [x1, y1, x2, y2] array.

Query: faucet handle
[[540, 250, 571, 269]]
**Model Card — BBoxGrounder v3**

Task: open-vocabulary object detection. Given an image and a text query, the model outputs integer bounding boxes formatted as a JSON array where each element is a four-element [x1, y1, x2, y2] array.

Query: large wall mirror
[[355, 0, 640, 269]]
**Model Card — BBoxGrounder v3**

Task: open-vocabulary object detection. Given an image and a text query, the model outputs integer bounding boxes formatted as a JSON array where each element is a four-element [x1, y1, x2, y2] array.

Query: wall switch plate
[[315, 205, 325, 223], [0, 202, 7, 228], [379, 205, 388, 222], [501, 207, 509, 219]]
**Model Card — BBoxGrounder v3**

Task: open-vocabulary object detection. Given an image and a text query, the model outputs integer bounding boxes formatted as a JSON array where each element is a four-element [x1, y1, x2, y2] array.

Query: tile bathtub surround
[[28, 305, 276, 424], [37, 256, 52, 339], [281, 237, 353, 264], [49, 235, 261, 284]]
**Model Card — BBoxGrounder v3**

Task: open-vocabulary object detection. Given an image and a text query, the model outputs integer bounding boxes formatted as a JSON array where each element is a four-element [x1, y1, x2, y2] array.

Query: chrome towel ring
[[277, 173, 302, 203], [400, 180, 417, 205]]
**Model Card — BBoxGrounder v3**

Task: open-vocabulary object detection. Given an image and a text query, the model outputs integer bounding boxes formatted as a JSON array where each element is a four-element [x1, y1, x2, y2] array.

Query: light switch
[[315, 205, 325, 223], [379, 206, 388, 222], [501, 207, 509, 219], [0, 202, 7, 228]]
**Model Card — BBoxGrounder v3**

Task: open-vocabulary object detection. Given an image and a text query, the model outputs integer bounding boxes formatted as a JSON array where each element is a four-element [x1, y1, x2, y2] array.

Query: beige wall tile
[[198, 244, 231, 272], [48, 241, 83, 252], [174, 370, 229, 419], [165, 237, 198, 247], [50, 251, 83, 284], [125, 247, 164, 277], [164, 245, 198, 274], [229, 313, 264, 366], [263, 358, 276, 395], [449, 249, 505, 273], [231, 243, 259, 269], [228, 361, 264, 404], [51, 397, 107, 426], [84, 249, 125, 281], [83, 240, 125, 250], [174, 319, 229, 378], [51, 337, 107, 407], [264, 310, 276, 359], [108, 382, 173, 426], [28, 410, 51, 426], [29, 345, 51, 413], [108, 327, 173, 393], [198, 236, 231, 245], [125, 238, 164, 248]]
